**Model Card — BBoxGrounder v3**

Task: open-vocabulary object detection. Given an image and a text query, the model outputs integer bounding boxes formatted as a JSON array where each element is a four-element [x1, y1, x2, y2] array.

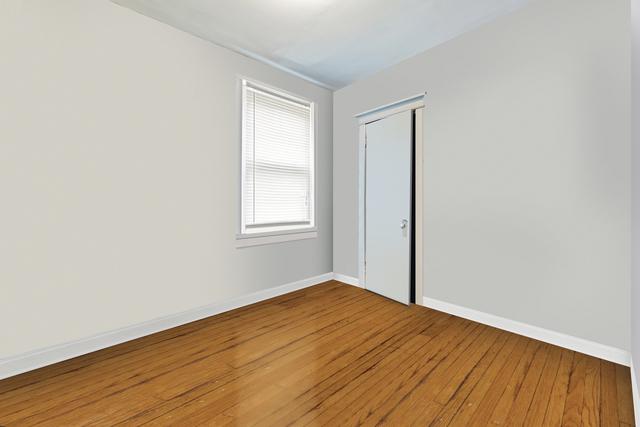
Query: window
[[239, 79, 315, 241]]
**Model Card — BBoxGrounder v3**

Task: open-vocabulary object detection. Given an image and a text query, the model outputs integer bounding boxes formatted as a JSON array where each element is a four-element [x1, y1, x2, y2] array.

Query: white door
[[365, 110, 412, 305]]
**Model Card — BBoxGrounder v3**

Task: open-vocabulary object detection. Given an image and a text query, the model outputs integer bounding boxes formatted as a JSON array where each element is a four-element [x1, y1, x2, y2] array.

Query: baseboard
[[332, 273, 362, 288], [423, 296, 630, 366], [0, 272, 333, 380], [631, 359, 640, 426], [4, 275, 625, 381]]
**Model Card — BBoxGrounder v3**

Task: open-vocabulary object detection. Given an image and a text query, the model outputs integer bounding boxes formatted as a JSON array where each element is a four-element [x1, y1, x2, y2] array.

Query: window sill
[[236, 230, 317, 248]]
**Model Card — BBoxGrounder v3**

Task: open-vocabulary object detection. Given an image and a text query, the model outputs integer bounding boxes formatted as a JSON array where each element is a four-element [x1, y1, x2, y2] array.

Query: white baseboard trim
[[423, 296, 630, 366], [631, 359, 640, 426], [0, 272, 333, 380], [332, 273, 362, 288]]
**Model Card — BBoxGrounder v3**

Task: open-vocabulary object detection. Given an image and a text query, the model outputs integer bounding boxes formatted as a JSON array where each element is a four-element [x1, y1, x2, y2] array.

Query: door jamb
[[356, 93, 425, 305]]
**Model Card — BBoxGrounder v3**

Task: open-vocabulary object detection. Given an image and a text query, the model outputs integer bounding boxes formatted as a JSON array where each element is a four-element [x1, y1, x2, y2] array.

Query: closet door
[[364, 110, 412, 305]]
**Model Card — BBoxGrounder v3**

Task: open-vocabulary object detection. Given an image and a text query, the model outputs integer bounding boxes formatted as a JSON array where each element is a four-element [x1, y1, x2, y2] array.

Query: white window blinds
[[241, 80, 314, 234]]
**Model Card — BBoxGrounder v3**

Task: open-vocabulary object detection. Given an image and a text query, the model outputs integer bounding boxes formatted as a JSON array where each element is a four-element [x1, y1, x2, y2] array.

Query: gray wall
[[632, 0, 640, 387], [334, 0, 630, 350], [0, 0, 332, 357]]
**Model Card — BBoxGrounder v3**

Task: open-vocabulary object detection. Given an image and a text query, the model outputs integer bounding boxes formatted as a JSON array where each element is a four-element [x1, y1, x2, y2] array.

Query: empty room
[[2, 0, 640, 425]]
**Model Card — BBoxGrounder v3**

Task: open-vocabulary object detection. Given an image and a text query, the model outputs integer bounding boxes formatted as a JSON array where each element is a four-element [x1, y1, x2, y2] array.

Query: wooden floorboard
[[0, 281, 634, 426]]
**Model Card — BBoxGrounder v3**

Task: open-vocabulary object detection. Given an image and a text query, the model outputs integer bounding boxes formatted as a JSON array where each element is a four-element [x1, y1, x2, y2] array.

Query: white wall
[[0, 0, 332, 358], [334, 0, 630, 350]]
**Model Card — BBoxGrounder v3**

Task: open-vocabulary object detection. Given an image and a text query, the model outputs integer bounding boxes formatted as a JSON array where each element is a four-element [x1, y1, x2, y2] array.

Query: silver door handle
[[400, 219, 408, 230]]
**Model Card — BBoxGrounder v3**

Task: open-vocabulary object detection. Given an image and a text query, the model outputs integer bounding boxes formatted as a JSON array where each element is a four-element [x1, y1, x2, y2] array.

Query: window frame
[[236, 77, 317, 247]]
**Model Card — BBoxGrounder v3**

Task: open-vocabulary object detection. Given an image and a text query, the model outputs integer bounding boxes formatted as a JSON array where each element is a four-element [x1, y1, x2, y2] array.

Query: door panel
[[365, 110, 412, 305]]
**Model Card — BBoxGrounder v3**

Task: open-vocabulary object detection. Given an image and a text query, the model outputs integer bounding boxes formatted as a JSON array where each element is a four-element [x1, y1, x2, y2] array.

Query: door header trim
[[355, 92, 426, 125]]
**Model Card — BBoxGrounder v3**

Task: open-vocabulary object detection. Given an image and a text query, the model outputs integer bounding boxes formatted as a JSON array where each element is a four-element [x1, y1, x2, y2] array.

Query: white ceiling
[[113, 0, 530, 89]]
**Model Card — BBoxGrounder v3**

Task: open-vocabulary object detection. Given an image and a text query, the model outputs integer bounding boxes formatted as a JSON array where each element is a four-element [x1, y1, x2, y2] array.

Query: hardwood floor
[[0, 280, 634, 426]]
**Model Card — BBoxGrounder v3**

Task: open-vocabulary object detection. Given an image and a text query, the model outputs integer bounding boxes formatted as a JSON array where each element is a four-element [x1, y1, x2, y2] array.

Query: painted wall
[[334, 0, 630, 350], [0, 0, 332, 358], [632, 0, 640, 393]]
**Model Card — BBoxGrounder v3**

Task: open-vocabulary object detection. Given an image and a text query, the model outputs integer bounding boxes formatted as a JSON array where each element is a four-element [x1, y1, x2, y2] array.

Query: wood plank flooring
[[0, 281, 634, 426]]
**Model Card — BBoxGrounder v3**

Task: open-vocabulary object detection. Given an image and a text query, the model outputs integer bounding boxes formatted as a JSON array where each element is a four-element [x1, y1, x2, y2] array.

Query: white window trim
[[236, 230, 318, 248], [236, 77, 318, 248]]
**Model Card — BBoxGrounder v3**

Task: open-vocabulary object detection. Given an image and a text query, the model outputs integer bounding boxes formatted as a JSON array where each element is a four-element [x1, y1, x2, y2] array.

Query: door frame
[[356, 93, 425, 305]]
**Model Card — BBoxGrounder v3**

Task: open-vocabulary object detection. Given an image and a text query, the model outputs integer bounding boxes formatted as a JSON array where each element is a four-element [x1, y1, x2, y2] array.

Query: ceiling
[[112, 0, 530, 89]]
